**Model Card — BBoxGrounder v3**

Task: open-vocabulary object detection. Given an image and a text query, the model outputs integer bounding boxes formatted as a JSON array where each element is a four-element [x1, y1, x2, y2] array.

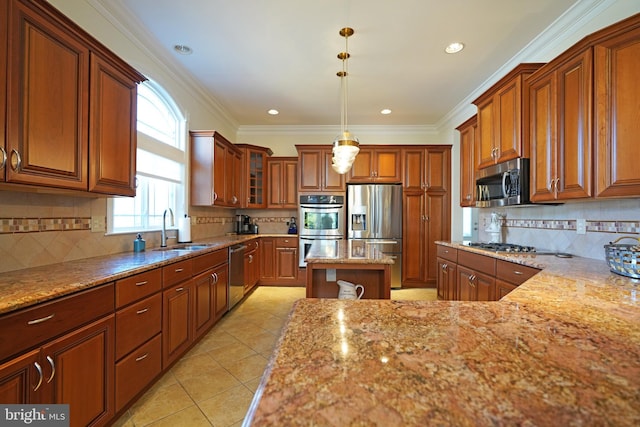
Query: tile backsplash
[[478, 198, 640, 260]]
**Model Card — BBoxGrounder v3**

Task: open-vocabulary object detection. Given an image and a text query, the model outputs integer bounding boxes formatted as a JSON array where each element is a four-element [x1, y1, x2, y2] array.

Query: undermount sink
[[153, 244, 211, 252]]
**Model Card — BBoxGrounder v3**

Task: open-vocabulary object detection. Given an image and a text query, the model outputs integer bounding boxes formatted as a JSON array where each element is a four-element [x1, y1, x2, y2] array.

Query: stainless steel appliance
[[475, 158, 530, 208], [228, 243, 246, 309], [299, 236, 341, 267], [347, 184, 403, 288], [236, 215, 258, 234], [298, 194, 345, 267]]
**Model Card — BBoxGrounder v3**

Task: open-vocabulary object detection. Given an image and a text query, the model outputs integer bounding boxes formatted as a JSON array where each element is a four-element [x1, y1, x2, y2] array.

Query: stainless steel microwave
[[475, 158, 530, 207]]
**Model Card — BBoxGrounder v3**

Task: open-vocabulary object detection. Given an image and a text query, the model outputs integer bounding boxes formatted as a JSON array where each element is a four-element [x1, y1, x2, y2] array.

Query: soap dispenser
[[133, 233, 146, 252]]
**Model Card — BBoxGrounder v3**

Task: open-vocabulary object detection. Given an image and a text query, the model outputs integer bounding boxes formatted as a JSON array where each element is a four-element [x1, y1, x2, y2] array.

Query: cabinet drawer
[[457, 250, 496, 276], [496, 260, 540, 285], [115, 269, 162, 308], [436, 245, 457, 263], [162, 259, 193, 288], [115, 333, 162, 412], [193, 249, 227, 275], [276, 237, 297, 248], [115, 293, 162, 360], [0, 283, 115, 363]]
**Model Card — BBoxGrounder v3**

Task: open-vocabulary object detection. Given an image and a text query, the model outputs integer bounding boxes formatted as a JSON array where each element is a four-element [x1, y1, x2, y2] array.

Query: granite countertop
[[305, 240, 394, 265], [244, 242, 640, 426], [0, 234, 290, 315]]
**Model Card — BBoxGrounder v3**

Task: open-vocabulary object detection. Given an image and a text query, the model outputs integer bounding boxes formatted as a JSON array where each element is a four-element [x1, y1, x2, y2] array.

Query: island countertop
[[305, 239, 394, 264], [244, 242, 640, 426]]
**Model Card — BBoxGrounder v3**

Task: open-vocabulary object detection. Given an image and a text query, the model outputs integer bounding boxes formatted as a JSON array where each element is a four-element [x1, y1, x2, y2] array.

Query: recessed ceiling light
[[445, 42, 465, 54], [267, 109, 279, 115], [173, 44, 193, 55], [381, 109, 392, 115]]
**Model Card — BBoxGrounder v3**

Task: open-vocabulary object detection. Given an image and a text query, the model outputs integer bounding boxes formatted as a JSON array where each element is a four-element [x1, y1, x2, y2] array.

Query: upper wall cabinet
[[190, 131, 242, 207], [236, 144, 273, 209], [0, 1, 7, 183], [296, 145, 345, 193], [3, 0, 145, 196], [472, 63, 544, 170], [456, 116, 477, 207], [347, 147, 401, 183], [593, 16, 640, 198]]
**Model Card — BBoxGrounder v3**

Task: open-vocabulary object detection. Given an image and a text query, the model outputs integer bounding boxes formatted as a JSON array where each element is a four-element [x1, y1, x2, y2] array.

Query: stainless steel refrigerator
[[347, 184, 403, 288]]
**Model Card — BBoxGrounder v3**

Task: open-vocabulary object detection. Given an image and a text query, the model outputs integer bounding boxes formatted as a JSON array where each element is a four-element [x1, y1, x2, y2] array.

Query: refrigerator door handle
[[365, 240, 398, 245]]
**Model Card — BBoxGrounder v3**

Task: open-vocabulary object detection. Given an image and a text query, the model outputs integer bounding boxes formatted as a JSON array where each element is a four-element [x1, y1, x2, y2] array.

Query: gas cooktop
[[466, 242, 537, 253]]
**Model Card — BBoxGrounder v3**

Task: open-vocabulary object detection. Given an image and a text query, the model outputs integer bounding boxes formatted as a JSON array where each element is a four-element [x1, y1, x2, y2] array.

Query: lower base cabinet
[[115, 334, 161, 412], [162, 281, 193, 368], [259, 237, 302, 285]]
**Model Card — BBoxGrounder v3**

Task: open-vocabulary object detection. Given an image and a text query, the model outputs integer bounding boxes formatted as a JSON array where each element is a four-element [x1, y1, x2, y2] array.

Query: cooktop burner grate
[[467, 242, 537, 253]]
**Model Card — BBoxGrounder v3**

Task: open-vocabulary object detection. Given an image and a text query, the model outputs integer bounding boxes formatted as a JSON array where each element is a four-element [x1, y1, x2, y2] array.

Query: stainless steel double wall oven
[[298, 194, 345, 267]]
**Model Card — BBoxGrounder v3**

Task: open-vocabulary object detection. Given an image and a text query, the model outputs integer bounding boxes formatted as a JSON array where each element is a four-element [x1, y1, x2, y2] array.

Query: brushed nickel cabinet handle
[[46, 355, 55, 383], [135, 280, 148, 286], [135, 353, 149, 362], [28, 314, 55, 325], [174, 268, 184, 273], [0, 147, 6, 170], [176, 287, 185, 292], [10, 149, 21, 171], [514, 271, 523, 275], [136, 308, 149, 314], [33, 362, 43, 392], [212, 272, 218, 283]]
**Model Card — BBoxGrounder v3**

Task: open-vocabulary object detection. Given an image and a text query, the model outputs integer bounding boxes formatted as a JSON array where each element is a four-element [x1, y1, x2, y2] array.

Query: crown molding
[[238, 124, 438, 136]]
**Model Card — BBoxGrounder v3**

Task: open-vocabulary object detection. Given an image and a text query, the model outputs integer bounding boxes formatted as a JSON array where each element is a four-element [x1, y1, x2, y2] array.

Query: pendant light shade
[[332, 27, 359, 174]]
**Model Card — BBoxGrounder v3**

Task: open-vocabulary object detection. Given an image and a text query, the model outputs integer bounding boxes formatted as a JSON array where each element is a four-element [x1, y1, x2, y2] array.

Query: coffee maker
[[236, 215, 257, 234]]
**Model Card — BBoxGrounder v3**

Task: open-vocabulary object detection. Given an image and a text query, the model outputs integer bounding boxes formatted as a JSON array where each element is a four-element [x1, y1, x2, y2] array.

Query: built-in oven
[[298, 194, 345, 267], [299, 236, 342, 268], [298, 195, 345, 237]]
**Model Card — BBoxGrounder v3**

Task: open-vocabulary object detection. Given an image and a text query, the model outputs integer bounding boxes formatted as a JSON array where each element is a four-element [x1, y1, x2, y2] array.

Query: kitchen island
[[305, 239, 393, 299], [244, 244, 640, 426]]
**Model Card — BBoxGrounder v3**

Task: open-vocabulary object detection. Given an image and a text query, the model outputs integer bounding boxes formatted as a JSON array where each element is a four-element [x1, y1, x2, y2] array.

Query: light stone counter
[[244, 241, 640, 426]]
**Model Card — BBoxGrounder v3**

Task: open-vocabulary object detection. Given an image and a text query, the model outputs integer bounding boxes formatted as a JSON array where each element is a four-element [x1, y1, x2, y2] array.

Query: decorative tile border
[[0, 218, 91, 234], [193, 216, 294, 225], [503, 219, 640, 234]]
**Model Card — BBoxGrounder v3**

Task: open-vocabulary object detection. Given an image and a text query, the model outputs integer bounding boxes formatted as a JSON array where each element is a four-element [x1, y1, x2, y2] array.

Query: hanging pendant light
[[332, 27, 359, 174]]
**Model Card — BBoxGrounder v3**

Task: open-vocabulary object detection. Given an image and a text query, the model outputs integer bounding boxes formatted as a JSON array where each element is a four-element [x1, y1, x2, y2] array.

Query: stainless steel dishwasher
[[228, 244, 246, 310]]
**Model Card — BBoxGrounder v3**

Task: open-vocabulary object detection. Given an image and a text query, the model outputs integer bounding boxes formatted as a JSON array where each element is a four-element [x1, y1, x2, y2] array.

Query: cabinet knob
[[465, 194, 471, 200]]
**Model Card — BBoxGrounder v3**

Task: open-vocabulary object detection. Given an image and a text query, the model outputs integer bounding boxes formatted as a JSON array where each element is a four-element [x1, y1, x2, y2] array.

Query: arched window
[[108, 80, 187, 234]]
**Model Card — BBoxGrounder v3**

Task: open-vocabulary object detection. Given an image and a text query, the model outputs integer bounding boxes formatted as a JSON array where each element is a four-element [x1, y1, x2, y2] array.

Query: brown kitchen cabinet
[[0, 0, 7, 183], [0, 283, 116, 427], [347, 147, 401, 183], [193, 249, 229, 338], [529, 49, 592, 202], [296, 145, 346, 192], [472, 63, 544, 170], [456, 116, 478, 207], [259, 237, 301, 285], [190, 130, 242, 207], [456, 250, 496, 301], [161, 259, 193, 368], [436, 245, 457, 300], [4, 0, 144, 195], [236, 144, 273, 208], [267, 157, 298, 208], [244, 239, 260, 293], [594, 19, 640, 197], [402, 146, 451, 287]]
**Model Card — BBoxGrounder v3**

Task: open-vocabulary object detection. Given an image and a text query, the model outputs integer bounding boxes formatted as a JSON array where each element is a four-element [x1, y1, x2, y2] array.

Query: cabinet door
[[556, 49, 592, 200], [214, 139, 227, 205], [282, 160, 298, 207], [88, 53, 138, 196], [162, 281, 193, 367], [7, 0, 89, 189], [0, 349, 40, 404], [426, 191, 449, 285], [298, 150, 322, 191], [267, 160, 283, 207], [457, 266, 475, 301], [495, 278, 518, 300], [348, 148, 374, 182], [425, 147, 450, 193], [213, 263, 228, 321], [323, 149, 346, 191], [529, 71, 557, 202], [0, 0, 7, 182], [402, 191, 426, 285], [495, 77, 523, 163], [225, 148, 241, 206], [476, 98, 496, 169], [436, 259, 450, 300], [373, 149, 401, 182], [402, 148, 424, 190], [193, 270, 214, 339], [260, 238, 276, 282], [594, 26, 640, 197], [42, 315, 115, 427], [475, 272, 495, 302], [457, 117, 477, 206], [246, 149, 267, 208], [276, 248, 298, 280]]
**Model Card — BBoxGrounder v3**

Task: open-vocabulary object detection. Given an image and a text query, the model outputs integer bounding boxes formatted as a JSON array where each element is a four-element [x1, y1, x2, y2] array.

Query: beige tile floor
[[113, 286, 437, 427]]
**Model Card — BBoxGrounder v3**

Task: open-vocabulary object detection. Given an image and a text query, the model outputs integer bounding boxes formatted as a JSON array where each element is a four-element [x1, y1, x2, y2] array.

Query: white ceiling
[[100, 0, 579, 127]]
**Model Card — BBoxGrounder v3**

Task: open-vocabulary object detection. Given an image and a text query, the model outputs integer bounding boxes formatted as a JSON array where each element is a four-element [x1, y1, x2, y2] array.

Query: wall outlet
[[576, 218, 586, 235], [91, 216, 106, 233], [326, 269, 336, 282]]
